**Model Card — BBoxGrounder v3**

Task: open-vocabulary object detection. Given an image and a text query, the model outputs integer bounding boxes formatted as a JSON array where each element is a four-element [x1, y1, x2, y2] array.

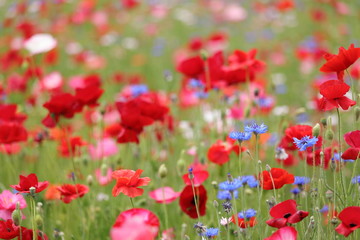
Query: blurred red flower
[[0, 219, 19, 239], [0, 122, 27, 144], [58, 136, 86, 157], [112, 169, 151, 198], [75, 85, 103, 108], [10, 173, 48, 194], [342, 130, 360, 160], [42, 93, 81, 128], [179, 185, 207, 218], [57, 184, 89, 204], [231, 216, 257, 228], [207, 139, 240, 165], [318, 80, 356, 111], [335, 206, 360, 237], [266, 199, 308, 228], [20, 227, 49, 240], [259, 168, 294, 190]]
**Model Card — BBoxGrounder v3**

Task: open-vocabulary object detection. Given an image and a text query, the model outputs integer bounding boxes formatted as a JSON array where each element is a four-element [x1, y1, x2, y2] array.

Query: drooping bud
[[177, 150, 186, 175], [35, 214, 43, 228], [355, 107, 360, 121], [158, 164, 167, 179], [86, 175, 94, 186], [11, 209, 21, 226], [200, 50, 209, 61], [320, 118, 327, 128], [325, 129, 334, 141], [312, 123, 320, 137]]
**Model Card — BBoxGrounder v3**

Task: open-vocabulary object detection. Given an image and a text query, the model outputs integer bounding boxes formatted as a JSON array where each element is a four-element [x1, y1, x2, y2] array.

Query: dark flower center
[[283, 213, 292, 218], [350, 223, 357, 227]]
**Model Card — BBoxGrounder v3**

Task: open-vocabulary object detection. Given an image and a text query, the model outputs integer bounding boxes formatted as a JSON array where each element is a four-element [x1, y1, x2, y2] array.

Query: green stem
[[129, 197, 135, 208], [161, 183, 169, 230], [336, 108, 347, 202]]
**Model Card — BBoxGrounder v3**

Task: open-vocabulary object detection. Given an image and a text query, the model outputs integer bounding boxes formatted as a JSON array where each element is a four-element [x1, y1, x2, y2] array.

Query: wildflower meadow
[[1, 0, 360, 239]]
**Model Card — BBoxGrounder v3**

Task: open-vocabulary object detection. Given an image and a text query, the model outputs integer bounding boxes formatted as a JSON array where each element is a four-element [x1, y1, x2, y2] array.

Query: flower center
[[350, 223, 357, 227], [283, 213, 291, 218]]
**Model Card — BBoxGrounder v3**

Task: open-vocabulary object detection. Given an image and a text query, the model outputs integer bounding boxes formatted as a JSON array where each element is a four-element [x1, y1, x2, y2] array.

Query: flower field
[[0, 0, 360, 239]]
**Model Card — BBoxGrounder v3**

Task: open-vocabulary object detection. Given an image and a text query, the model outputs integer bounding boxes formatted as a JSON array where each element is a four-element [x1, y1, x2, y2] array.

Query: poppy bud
[[87, 175, 94, 186], [312, 123, 320, 137], [355, 106, 360, 121], [158, 164, 167, 179], [35, 214, 43, 228], [245, 189, 253, 195], [213, 200, 219, 208], [11, 209, 21, 226], [212, 181, 218, 190], [320, 118, 327, 127], [266, 164, 271, 172], [177, 151, 186, 175], [200, 50, 208, 61], [331, 217, 339, 226], [325, 129, 334, 141], [325, 190, 333, 200], [101, 163, 108, 176], [29, 187, 36, 196]]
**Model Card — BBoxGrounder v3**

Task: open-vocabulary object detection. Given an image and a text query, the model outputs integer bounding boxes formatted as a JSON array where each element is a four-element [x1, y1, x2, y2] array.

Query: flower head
[[228, 131, 252, 141], [238, 209, 257, 219], [218, 179, 242, 191], [293, 136, 318, 151], [57, 184, 89, 204], [112, 169, 151, 198], [201, 228, 219, 239], [335, 206, 360, 237], [259, 168, 294, 190], [245, 122, 268, 135], [266, 199, 309, 228], [10, 173, 48, 194], [239, 175, 259, 188], [179, 185, 207, 218]]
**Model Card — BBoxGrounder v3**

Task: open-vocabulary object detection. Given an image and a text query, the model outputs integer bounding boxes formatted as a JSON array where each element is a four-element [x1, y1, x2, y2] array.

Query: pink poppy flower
[[264, 226, 297, 240], [95, 168, 113, 186], [111, 208, 159, 240], [149, 187, 180, 204], [0, 190, 27, 220], [88, 138, 118, 160]]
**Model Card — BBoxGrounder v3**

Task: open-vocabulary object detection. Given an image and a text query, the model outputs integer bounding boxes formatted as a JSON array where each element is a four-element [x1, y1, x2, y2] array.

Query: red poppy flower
[[0, 219, 19, 239], [10, 173, 48, 194], [207, 139, 240, 165], [75, 85, 104, 108], [264, 226, 297, 240], [266, 199, 309, 228], [179, 185, 207, 218], [20, 227, 49, 240], [318, 80, 356, 111], [320, 44, 360, 77], [231, 216, 257, 228], [259, 168, 294, 190], [177, 56, 204, 77], [57, 184, 89, 204], [335, 206, 360, 237], [112, 169, 151, 198], [182, 169, 209, 187], [341, 130, 360, 160], [0, 104, 27, 124], [111, 208, 159, 240], [42, 93, 81, 128], [58, 136, 87, 157], [0, 122, 28, 144]]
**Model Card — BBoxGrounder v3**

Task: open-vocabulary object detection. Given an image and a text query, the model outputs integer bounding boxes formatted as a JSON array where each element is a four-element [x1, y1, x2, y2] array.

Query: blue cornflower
[[293, 176, 310, 185], [189, 78, 204, 88], [320, 205, 329, 213], [238, 209, 257, 219], [291, 187, 301, 195], [293, 136, 318, 151], [244, 122, 268, 135], [130, 84, 148, 97], [218, 179, 242, 191], [351, 176, 360, 184], [201, 228, 219, 239], [217, 190, 238, 200], [255, 97, 273, 108], [228, 131, 252, 142], [239, 175, 258, 188]]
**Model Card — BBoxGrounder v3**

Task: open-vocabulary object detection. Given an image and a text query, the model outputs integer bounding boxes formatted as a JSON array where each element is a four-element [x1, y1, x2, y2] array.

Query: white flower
[[24, 33, 57, 55], [220, 217, 232, 226]]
